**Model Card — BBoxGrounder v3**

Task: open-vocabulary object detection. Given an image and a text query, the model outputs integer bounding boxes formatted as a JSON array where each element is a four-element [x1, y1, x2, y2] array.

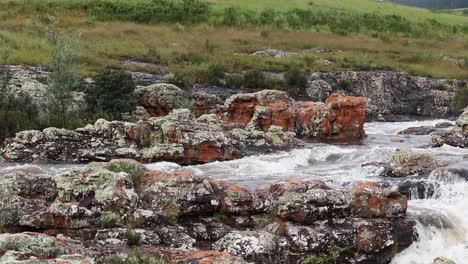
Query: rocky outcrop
[[0, 160, 415, 264], [295, 93, 367, 139], [134, 83, 192, 117], [0, 108, 295, 164], [305, 71, 467, 120], [432, 107, 468, 148], [223, 90, 296, 132], [223, 90, 367, 139], [1, 90, 366, 164]]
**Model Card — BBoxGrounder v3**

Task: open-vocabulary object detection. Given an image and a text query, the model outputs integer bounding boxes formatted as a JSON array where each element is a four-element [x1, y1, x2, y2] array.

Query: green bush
[[284, 67, 309, 88], [125, 229, 142, 247], [338, 79, 352, 92], [243, 69, 266, 89], [85, 69, 136, 120], [226, 74, 244, 89], [453, 86, 468, 111]]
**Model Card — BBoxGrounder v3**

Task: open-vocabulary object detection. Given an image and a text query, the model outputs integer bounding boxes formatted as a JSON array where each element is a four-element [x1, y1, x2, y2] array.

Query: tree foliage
[[85, 70, 136, 120], [46, 16, 81, 128]]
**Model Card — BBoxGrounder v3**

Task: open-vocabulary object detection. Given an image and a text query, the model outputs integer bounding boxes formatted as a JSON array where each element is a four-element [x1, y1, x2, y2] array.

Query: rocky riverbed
[[0, 67, 468, 263]]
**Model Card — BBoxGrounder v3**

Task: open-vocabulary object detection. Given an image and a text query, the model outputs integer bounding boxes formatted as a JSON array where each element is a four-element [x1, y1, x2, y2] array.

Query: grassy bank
[[0, 0, 467, 79]]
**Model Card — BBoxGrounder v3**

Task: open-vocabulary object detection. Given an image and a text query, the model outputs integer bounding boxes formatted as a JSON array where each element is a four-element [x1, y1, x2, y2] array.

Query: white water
[[186, 119, 468, 263], [1, 119, 467, 263]]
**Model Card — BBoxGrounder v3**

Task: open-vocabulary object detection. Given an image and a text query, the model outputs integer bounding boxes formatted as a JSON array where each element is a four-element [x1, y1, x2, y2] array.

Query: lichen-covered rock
[[432, 107, 468, 148], [352, 182, 407, 218], [383, 149, 448, 177], [192, 91, 223, 117], [138, 170, 219, 222], [212, 230, 282, 262], [0, 110, 242, 165], [134, 83, 192, 117], [0, 163, 414, 264], [433, 257, 457, 264], [306, 71, 466, 120]]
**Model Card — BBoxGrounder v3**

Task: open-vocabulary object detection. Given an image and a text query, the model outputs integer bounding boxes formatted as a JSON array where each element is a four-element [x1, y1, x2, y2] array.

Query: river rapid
[[1, 120, 467, 264]]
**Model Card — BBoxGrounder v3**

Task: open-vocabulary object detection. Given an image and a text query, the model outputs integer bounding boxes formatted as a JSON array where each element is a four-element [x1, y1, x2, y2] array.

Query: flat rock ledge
[[1, 90, 367, 164], [0, 159, 414, 264]]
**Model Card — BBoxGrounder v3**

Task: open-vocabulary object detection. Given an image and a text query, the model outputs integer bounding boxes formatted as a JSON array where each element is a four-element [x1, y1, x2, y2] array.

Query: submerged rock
[[432, 107, 468, 148]]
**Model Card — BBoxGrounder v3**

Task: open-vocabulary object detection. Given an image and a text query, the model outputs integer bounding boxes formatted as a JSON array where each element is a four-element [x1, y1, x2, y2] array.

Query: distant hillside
[[388, 0, 468, 9]]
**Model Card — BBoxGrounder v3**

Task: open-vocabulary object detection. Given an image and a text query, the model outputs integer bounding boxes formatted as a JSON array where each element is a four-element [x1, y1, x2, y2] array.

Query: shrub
[[108, 161, 146, 185], [99, 211, 119, 228], [284, 67, 309, 88], [338, 79, 352, 92], [243, 70, 266, 89], [453, 86, 468, 111], [125, 229, 142, 247], [226, 74, 244, 89], [85, 69, 136, 120]]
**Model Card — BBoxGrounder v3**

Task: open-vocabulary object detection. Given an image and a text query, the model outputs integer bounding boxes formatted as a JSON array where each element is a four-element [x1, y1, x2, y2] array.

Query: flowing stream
[[1, 120, 467, 263]]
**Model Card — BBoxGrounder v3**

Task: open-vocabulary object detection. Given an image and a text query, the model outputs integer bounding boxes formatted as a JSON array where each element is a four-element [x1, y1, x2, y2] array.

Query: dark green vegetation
[[454, 86, 468, 111], [85, 70, 136, 120]]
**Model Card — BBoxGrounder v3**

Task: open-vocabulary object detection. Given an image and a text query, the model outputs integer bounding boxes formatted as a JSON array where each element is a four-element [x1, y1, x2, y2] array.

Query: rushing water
[[0, 120, 467, 263]]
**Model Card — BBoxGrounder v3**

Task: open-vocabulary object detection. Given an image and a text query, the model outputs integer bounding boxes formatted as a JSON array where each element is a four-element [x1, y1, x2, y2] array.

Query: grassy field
[[0, 0, 468, 80]]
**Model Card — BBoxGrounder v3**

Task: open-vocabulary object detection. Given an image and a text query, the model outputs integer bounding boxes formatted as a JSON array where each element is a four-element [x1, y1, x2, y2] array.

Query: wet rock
[[432, 107, 468, 148], [383, 149, 448, 177], [135, 83, 192, 117], [435, 121, 454, 128], [398, 126, 438, 135], [430, 167, 468, 182], [352, 183, 407, 218]]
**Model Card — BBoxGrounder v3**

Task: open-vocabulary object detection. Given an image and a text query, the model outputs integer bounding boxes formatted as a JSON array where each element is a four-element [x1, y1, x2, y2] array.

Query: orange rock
[[223, 90, 295, 132], [209, 179, 264, 213], [295, 93, 367, 139]]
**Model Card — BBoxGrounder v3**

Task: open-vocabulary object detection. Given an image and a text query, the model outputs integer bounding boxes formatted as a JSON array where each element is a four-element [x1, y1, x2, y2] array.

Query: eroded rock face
[[0, 160, 414, 264], [306, 71, 466, 120], [432, 107, 468, 148], [224, 90, 295, 132]]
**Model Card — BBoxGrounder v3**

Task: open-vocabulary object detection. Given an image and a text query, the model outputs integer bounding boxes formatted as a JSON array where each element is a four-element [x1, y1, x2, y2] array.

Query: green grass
[[0, 0, 468, 80]]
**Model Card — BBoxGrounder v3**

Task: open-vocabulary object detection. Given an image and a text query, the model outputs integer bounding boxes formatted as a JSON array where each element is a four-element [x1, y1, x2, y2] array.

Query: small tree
[[85, 70, 136, 120], [46, 16, 81, 128]]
